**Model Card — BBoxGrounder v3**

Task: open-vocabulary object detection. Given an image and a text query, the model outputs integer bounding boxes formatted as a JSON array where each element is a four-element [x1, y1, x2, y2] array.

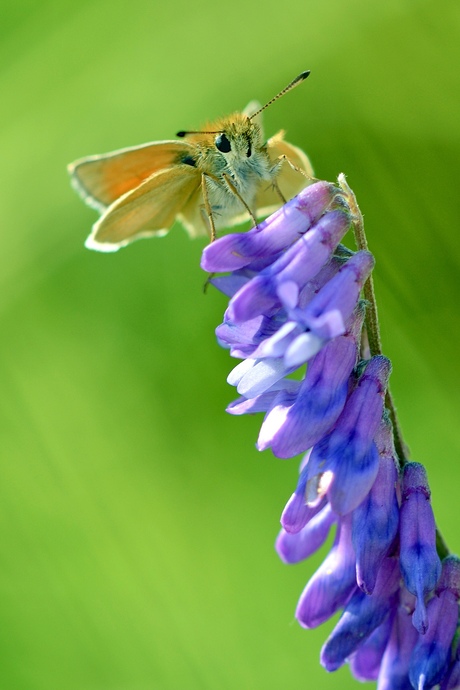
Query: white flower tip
[[284, 332, 324, 368], [306, 471, 333, 505]]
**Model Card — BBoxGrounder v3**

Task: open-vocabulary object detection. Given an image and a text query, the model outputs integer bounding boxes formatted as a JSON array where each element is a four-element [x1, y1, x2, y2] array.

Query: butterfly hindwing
[[86, 164, 201, 251], [255, 130, 313, 216]]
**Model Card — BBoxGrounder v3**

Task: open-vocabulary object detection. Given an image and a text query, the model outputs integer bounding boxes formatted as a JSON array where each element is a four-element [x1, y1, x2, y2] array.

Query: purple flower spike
[[305, 355, 391, 515], [352, 416, 400, 594], [321, 557, 401, 672], [276, 503, 336, 564], [296, 514, 358, 629], [257, 320, 360, 457], [409, 556, 460, 690], [201, 175, 455, 688], [399, 462, 442, 634], [201, 181, 338, 272], [350, 614, 393, 681], [226, 209, 351, 323], [293, 250, 375, 341], [377, 591, 419, 690]]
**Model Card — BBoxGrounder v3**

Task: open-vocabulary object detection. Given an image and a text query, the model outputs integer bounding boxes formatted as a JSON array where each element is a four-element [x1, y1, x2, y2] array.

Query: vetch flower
[[303, 355, 391, 516], [215, 258, 339, 360], [286, 250, 374, 342], [276, 502, 336, 564], [280, 456, 328, 533], [349, 614, 393, 682], [399, 462, 442, 634], [256, 305, 364, 458], [296, 514, 358, 629], [225, 208, 351, 323], [213, 223, 373, 402], [377, 589, 420, 690], [409, 556, 460, 690], [352, 415, 400, 594], [226, 354, 295, 398], [321, 557, 401, 672]]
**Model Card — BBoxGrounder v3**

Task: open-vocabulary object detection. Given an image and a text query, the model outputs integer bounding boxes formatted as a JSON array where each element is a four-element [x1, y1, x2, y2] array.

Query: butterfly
[[68, 71, 313, 251]]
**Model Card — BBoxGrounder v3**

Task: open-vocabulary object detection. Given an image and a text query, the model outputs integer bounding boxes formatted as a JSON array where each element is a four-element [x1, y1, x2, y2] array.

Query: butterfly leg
[[272, 179, 287, 204], [221, 173, 258, 228], [273, 154, 317, 183], [201, 173, 217, 242]]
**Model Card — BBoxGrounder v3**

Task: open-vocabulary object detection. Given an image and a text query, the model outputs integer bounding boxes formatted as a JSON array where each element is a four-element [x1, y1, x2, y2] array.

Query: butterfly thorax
[[182, 113, 275, 221]]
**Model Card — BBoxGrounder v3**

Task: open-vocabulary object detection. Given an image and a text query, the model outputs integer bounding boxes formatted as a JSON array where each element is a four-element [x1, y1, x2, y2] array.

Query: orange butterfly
[[68, 71, 313, 252]]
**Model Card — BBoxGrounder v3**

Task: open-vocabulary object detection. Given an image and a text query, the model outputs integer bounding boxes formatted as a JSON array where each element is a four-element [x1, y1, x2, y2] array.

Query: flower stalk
[[339, 174, 450, 563], [338, 174, 407, 465]]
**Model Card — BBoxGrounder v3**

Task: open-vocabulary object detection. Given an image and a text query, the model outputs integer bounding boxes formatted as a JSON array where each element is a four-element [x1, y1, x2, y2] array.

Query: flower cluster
[[202, 180, 460, 689]]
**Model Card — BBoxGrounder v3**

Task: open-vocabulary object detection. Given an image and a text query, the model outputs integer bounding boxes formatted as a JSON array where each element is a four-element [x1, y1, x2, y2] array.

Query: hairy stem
[[338, 174, 449, 559], [338, 174, 406, 463]]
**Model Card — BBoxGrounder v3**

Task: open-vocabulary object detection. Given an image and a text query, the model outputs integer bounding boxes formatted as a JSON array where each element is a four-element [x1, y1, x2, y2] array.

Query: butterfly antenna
[[177, 129, 221, 137], [177, 70, 310, 136], [249, 70, 310, 120]]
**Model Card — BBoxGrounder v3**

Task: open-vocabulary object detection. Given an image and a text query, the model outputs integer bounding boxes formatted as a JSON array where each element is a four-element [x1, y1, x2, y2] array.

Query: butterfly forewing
[[69, 140, 197, 211]]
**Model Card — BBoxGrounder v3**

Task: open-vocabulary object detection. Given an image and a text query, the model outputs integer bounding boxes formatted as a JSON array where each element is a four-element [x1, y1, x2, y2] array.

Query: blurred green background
[[1, 0, 459, 688]]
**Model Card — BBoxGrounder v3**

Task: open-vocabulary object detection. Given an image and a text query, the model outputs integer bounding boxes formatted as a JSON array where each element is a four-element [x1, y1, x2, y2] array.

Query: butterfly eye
[[215, 133, 231, 153]]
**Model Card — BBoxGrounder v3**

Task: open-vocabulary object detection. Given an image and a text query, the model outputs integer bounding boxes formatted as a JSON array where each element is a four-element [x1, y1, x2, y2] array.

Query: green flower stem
[[338, 174, 450, 560], [338, 174, 406, 461]]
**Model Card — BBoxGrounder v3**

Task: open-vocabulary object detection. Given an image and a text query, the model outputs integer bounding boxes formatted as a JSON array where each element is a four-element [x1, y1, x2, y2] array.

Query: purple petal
[[296, 256, 344, 310], [258, 332, 358, 457], [409, 585, 459, 690], [298, 250, 375, 340], [280, 455, 328, 533], [304, 356, 391, 515], [210, 271, 253, 297], [276, 503, 335, 563], [436, 554, 460, 598], [321, 557, 401, 671], [226, 209, 351, 323], [399, 462, 442, 634], [216, 314, 277, 351], [440, 645, 460, 690], [377, 592, 419, 690], [352, 417, 400, 594], [281, 491, 327, 534], [296, 515, 358, 628], [201, 181, 339, 272], [327, 442, 380, 516], [350, 614, 393, 681], [277, 280, 299, 309]]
